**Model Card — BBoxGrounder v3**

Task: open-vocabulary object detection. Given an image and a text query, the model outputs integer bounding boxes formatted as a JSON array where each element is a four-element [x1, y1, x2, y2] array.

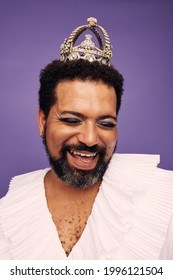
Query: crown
[[60, 17, 113, 66]]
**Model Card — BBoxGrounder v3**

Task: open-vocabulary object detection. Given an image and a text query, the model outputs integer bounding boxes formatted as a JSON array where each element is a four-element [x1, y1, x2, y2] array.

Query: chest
[[50, 201, 92, 256]]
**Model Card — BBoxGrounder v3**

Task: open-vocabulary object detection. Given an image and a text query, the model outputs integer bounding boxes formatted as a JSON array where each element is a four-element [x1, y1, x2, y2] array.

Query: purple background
[[0, 0, 173, 198]]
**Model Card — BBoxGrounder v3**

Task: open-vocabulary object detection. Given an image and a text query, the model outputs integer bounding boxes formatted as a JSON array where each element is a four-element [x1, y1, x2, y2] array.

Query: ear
[[38, 109, 46, 137]]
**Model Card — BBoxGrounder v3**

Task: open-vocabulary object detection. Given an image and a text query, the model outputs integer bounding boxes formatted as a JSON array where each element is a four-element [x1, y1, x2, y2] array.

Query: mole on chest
[[52, 209, 89, 256]]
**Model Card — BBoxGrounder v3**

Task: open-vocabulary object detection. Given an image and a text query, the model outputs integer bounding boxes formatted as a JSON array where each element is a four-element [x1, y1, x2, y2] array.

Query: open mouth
[[67, 149, 99, 170], [70, 150, 97, 158]]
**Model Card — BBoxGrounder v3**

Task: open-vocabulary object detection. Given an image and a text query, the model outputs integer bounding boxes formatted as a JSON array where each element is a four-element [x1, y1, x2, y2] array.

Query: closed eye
[[97, 121, 117, 128], [59, 117, 82, 124]]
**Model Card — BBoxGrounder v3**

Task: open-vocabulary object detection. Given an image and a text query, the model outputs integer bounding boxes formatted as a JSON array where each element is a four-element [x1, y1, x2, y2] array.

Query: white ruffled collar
[[1, 153, 173, 259]]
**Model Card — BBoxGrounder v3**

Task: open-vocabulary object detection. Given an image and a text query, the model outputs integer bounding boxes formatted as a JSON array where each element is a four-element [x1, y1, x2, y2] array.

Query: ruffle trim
[[1, 154, 173, 259], [0, 169, 63, 259], [69, 154, 173, 259]]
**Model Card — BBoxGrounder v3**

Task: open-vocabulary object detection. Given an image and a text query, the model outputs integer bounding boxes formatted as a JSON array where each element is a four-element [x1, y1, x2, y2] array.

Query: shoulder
[[160, 214, 173, 259], [0, 168, 50, 259], [0, 168, 50, 224], [9, 168, 49, 191], [2, 168, 50, 202], [0, 200, 12, 259], [108, 153, 161, 172], [99, 153, 173, 259], [105, 153, 166, 192], [109, 153, 173, 178]]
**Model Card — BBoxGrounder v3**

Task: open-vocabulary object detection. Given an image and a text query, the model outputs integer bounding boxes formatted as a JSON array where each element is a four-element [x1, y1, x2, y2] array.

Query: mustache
[[63, 144, 106, 154]]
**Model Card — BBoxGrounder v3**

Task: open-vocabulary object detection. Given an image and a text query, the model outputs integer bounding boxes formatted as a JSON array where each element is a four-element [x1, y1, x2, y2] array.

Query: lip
[[67, 150, 99, 170]]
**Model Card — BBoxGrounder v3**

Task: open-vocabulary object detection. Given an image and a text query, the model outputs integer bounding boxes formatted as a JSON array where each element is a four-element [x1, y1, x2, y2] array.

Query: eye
[[97, 120, 117, 128], [59, 117, 82, 125]]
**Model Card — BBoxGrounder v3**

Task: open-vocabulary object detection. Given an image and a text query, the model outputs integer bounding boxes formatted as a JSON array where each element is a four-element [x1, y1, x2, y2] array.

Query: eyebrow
[[59, 110, 117, 121]]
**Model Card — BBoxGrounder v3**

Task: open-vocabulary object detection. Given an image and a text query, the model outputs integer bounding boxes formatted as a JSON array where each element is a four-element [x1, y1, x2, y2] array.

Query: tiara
[[60, 17, 112, 66]]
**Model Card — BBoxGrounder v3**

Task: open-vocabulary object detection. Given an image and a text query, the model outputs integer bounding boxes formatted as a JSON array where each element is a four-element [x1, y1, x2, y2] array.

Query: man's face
[[39, 80, 117, 188]]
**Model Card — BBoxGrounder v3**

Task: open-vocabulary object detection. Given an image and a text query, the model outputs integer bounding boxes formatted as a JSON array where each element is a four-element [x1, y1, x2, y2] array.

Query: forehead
[[54, 80, 117, 115]]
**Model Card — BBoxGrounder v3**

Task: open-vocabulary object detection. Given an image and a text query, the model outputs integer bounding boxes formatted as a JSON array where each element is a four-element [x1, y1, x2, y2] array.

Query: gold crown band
[[60, 17, 112, 66]]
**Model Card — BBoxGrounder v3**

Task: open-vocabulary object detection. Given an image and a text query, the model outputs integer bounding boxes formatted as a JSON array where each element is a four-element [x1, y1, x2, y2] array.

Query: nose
[[77, 123, 99, 147]]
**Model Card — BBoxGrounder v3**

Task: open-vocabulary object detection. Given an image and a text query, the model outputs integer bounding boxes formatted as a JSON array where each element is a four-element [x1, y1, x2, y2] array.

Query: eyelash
[[59, 117, 82, 124], [59, 118, 116, 128], [97, 121, 117, 128]]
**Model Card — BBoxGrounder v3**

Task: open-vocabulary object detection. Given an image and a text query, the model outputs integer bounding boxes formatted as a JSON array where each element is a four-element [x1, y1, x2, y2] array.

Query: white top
[[0, 154, 173, 260], [159, 214, 173, 259]]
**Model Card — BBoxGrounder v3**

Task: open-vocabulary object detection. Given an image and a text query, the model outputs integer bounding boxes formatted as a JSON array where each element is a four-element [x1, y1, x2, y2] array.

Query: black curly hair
[[38, 59, 124, 118]]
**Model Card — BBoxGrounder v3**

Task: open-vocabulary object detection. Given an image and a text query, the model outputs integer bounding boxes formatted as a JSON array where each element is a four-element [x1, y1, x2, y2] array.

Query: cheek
[[45, 127, 64, 154], [103, 130, 118, 159], [45, 125, 78, 153], [105, 143, 116, 160]]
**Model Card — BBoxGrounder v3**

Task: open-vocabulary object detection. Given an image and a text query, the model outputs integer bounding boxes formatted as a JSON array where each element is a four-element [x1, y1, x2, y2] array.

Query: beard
[[42, 128, 113, 189]]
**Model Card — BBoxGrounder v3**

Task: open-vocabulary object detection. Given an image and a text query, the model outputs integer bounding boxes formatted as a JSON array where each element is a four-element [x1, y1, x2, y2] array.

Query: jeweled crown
[[60, 17, 112, 66]]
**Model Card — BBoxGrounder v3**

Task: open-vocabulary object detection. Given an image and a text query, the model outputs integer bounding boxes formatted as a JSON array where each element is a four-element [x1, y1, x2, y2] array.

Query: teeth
[[71, 150, 97, 157]]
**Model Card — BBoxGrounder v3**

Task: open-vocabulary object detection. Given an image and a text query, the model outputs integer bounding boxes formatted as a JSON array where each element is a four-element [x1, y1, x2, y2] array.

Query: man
[[0, 17, 173, 259]]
